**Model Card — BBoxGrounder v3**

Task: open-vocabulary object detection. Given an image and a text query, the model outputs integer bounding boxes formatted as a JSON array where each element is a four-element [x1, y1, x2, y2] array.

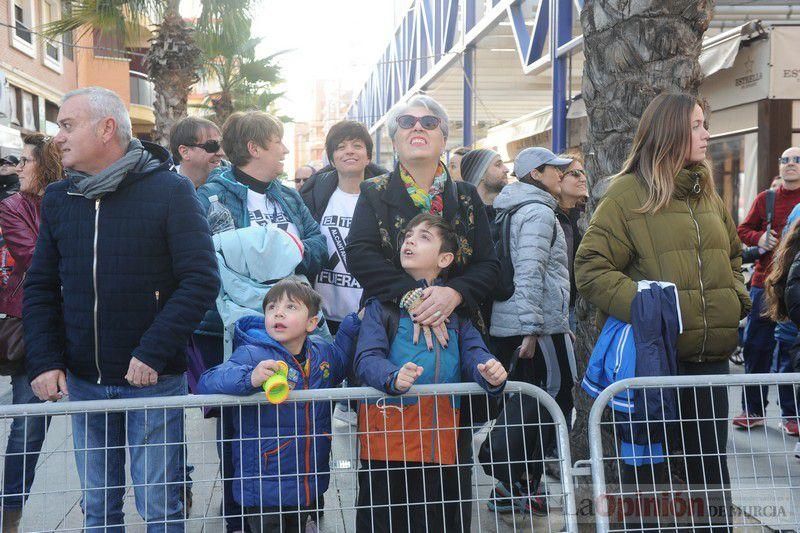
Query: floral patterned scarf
[[399, 162, 447, 215]]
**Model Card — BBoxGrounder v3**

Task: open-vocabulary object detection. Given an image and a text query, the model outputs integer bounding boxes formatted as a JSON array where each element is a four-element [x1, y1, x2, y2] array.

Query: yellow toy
[[263, 360, 290, 404]]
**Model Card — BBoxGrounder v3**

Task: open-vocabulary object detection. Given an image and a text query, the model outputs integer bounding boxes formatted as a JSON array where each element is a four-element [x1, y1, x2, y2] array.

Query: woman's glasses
[[186, 140, 221, 153], [17, 157, 29, 169], [396, 115, 441, 131], [779, 156, 800, 164], [563, 169, 586, 179]]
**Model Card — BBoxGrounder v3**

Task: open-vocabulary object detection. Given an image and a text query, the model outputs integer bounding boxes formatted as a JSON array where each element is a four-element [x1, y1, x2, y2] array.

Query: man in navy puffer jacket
[[24, 87, 219, 532]]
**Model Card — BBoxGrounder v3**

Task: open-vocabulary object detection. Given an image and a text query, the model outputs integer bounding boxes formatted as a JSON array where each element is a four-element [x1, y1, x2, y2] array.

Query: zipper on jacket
[[8, 273, 25, 299], [686, 198, 709, 360], [155, 290, 160, 313], [430, 340, 441, 462], [93, 198, 102, 384], [287, 349, 313, 506]]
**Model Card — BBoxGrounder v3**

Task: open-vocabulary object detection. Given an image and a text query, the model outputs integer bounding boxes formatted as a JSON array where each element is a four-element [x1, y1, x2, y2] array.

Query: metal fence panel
[[0, 381, 576, 532], [587, 372, 800, 532]]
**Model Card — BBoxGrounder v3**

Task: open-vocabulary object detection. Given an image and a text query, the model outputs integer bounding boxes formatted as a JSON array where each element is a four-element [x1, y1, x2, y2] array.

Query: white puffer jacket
[[490, 181, 570, 337]]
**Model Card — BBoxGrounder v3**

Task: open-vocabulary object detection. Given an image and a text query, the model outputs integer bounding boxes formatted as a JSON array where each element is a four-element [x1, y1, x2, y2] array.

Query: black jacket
[[300, 163, 389, 222], [786, 251, 800, 328], [0, 175, 20, 202], [24, 142, 220, 385], [346, 164, 499, 325], [556, 205, 583, 307]]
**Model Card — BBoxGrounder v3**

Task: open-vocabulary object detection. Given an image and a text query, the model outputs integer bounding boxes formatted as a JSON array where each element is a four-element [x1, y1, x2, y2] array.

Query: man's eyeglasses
[[779, 156, 800, 164], [396, 114, 442, 131], [185, 140, 221, 153]]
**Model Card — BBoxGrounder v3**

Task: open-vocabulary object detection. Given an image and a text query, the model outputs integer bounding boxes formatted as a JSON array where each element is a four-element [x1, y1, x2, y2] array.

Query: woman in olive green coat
[[575, 93, 750, 532]]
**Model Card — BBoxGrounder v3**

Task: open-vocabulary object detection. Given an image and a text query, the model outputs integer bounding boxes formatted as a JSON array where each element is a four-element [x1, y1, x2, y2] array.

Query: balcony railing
[[129, 71, 155, 108]]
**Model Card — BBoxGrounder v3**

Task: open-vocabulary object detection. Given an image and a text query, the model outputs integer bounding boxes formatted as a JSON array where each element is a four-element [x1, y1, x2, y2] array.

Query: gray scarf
[[68, 139, 161, 199]]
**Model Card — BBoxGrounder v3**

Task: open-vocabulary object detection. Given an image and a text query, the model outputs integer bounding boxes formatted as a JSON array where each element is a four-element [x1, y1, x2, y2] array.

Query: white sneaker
[[794, 441, 800, 460]]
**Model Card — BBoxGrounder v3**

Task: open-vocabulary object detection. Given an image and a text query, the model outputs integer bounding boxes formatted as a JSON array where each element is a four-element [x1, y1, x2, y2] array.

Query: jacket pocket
[[262, 438, 294, 475]]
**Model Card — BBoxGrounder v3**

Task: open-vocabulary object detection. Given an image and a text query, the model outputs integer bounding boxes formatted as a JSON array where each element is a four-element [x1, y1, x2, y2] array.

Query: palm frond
[[40, 0, 165, 46]]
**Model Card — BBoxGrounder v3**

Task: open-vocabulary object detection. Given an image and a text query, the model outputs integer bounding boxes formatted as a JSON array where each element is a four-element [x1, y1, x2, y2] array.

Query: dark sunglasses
[[779, 156, 800, 164], [185, 139, 221, 153], [396, 114, 441, 131]]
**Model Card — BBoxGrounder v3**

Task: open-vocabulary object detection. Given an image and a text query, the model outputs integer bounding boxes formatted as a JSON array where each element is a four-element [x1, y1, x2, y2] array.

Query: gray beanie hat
[[460, 148, 500, 186]]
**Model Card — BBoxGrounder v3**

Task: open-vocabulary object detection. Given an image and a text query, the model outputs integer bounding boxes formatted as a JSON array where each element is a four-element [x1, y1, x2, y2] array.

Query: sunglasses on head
[[186, 139, 221, 153], [396, 114, 441, 131], [779, 156, 800, 164]]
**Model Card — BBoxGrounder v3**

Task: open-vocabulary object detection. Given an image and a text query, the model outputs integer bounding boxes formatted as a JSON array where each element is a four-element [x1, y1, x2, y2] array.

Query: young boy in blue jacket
[[197, 278, 360, 532], [354, 213, 508, 533]]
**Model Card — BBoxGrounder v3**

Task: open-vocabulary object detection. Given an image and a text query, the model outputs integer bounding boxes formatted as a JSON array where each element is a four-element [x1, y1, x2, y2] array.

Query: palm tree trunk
[[572, 1, 714, 528], [146, 7, 201, 145], [211, 92, 235, 125]]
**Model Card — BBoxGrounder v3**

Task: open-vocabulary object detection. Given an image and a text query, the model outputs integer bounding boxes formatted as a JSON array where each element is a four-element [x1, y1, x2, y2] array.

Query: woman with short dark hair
[[299, 120, 385, 333], [0, 133, 64, 530]]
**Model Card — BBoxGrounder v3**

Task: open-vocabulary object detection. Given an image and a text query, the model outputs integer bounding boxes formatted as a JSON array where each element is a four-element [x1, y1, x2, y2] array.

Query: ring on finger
[[434, 310, 442, 318]]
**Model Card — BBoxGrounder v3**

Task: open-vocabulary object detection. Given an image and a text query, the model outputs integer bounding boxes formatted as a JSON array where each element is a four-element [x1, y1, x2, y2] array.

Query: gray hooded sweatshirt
[[490, 180, 570, 337]]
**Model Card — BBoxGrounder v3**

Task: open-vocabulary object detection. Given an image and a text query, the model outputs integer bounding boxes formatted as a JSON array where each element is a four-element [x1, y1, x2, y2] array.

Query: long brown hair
[[765, 219, 800, 322], [614, 93, 714, 214], [22, 133, 64, 196]]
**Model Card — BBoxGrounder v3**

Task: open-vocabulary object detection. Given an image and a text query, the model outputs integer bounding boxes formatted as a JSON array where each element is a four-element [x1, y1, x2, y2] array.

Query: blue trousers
[[772, 340, 800, 418], [68, 372, 187, 533], [741, 287, 777, 416], [1, 373, 51, 509]]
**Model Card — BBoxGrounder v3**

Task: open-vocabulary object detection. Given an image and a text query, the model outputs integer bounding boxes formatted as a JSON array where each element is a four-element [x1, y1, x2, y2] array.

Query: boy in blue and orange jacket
[[353, 213, 507, 533], [197, 278, 359, 533]]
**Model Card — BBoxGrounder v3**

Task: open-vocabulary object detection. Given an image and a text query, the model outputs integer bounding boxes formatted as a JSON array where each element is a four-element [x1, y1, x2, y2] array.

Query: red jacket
[[0, 193, 41, 317], [738, 186, 800, 288]]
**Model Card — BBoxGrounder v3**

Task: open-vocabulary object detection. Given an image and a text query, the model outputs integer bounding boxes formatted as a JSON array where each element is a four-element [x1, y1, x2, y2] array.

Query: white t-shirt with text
[[314, 188, 362, 322], [246, 189, 300, 238]]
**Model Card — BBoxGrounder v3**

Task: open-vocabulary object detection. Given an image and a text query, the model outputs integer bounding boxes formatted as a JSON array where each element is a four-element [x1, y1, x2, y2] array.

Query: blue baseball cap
[[512, 147, 572, 178]]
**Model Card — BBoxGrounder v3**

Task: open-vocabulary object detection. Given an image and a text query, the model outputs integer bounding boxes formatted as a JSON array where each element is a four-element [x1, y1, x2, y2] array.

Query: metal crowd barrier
[[0, 381, 576, 532], [587, 372, 800, 532]]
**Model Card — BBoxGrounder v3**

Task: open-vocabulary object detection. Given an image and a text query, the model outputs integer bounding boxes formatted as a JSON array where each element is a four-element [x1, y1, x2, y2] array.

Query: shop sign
[[770, 26, 800, 98]]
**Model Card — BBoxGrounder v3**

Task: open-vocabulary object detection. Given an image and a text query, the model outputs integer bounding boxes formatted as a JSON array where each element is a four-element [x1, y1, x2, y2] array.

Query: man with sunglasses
[[736, 146, 800, 434], [169, 117, 225, 189]]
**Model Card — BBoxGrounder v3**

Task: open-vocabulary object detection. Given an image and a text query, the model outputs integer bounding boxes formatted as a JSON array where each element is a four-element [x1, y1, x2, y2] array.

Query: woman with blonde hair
[[575, 93, 750, 531], [0, 133, 63, 529]]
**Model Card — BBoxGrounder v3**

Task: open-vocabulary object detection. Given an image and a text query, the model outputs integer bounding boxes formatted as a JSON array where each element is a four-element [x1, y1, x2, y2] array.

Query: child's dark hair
[[262, 278, 322, 316], [404, 213, 459, 255], [765, 219, 800, 322]]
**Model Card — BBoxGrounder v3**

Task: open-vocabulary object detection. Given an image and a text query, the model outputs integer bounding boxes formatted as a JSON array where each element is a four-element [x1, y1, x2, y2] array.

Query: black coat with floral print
[[346, 163, 499, 321]]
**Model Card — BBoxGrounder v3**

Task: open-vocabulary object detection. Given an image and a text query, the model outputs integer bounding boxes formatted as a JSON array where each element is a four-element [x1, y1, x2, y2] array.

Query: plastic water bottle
[[207, 195, 235, 234]]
